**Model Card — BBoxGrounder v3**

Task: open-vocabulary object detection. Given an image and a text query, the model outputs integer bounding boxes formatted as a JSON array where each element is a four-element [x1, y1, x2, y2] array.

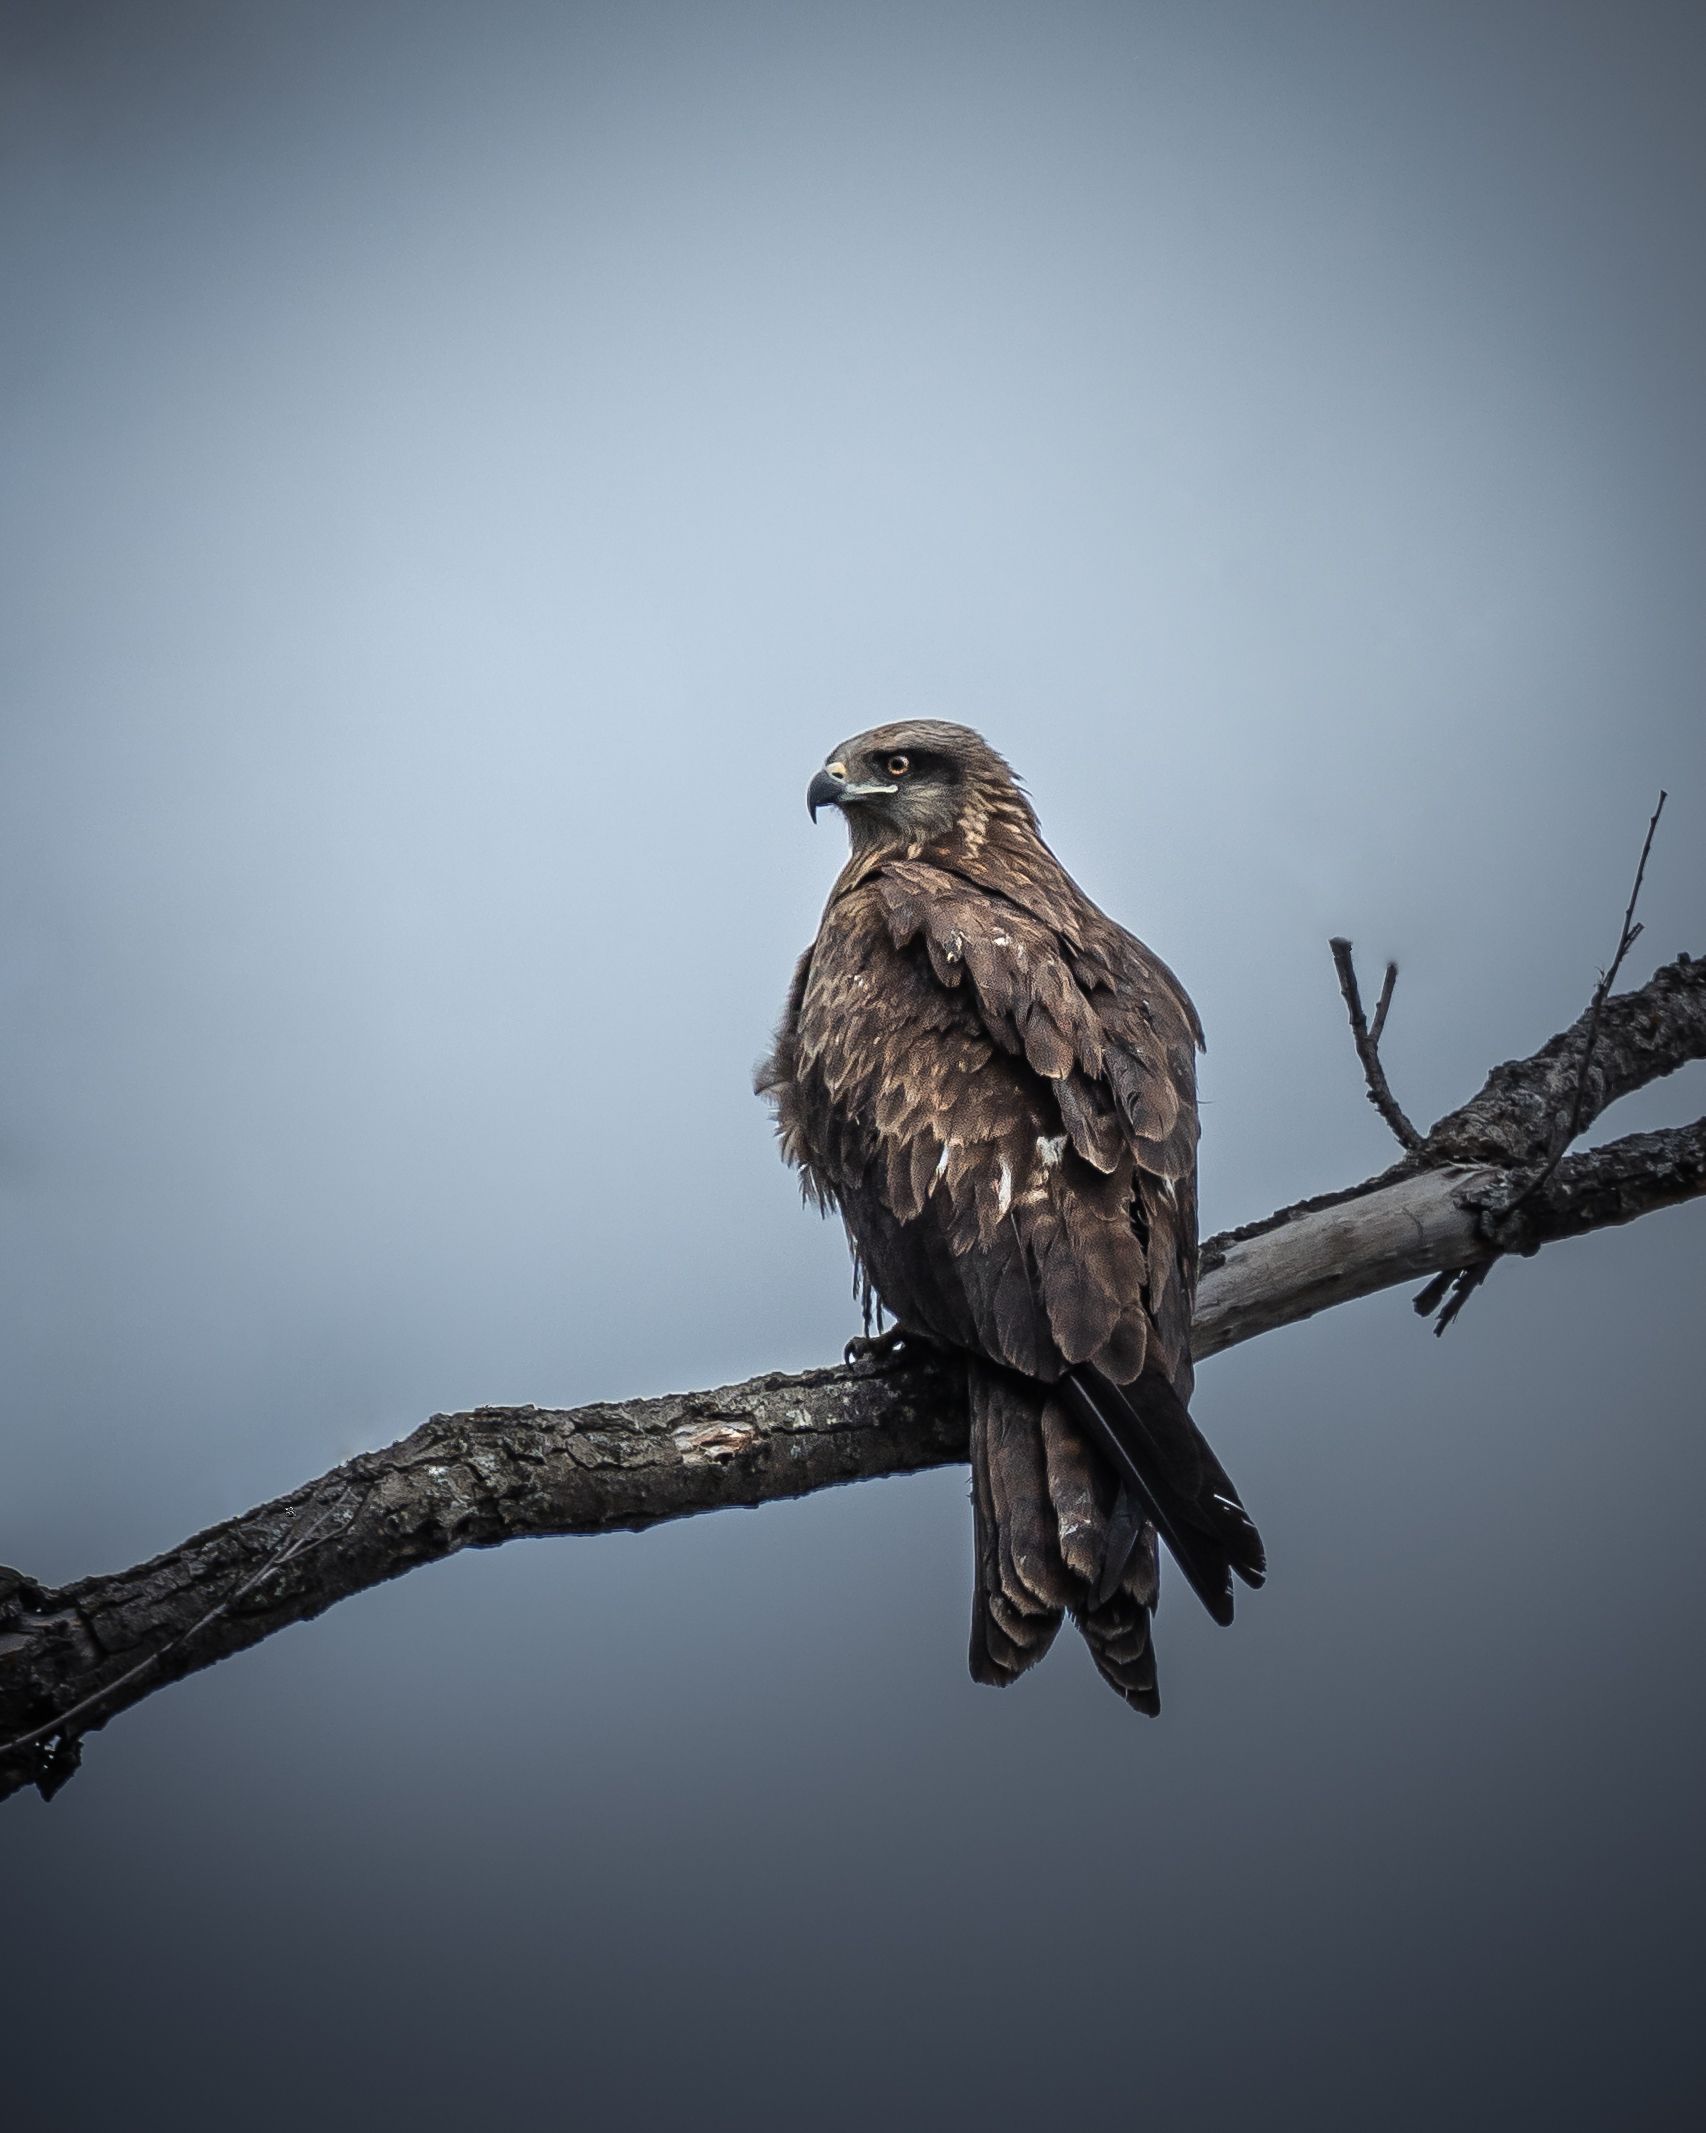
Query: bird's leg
[[842, 1325, 932, 1368]]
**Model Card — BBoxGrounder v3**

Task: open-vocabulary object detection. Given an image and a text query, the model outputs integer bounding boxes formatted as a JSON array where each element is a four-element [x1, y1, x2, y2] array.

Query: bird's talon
[[843, 1328, 913, 1367]]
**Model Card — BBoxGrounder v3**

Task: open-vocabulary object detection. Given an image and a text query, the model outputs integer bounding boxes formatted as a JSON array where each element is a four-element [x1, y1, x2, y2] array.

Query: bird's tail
[[967, 1361, 1162, 1713], [1059, 1364, 1266, 1627]]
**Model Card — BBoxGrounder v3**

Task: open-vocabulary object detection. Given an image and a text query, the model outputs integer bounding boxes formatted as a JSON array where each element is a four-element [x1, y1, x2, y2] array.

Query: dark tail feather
[[1094, 1484, 1148, 1608], [968, 1361, 1163, 1712], [1061, 1366, 1265, 1628], [1079, 1579, 1161, 1715], [968, 1364, 1065, 1686]]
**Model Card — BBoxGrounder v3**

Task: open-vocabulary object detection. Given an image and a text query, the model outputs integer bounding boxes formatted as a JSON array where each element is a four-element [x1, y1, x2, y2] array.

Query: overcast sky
[[3, 4, 1703, 2128]]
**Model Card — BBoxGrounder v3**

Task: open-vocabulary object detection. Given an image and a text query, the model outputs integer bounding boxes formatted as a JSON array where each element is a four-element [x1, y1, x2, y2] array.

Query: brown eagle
[[758, 720, 1263, 1710]]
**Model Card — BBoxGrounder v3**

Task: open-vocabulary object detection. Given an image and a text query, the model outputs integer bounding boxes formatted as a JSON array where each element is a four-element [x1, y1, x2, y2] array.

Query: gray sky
[[3, 4, 1703, 2127]]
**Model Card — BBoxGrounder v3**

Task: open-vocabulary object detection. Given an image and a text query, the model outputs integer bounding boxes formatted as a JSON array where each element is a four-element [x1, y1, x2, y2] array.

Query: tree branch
[[4, 954, 1703, 1805], [1400, 799, 1673, 1334], [1422, 952, 1703, 1170], [1509, 790, 1666, 1199]]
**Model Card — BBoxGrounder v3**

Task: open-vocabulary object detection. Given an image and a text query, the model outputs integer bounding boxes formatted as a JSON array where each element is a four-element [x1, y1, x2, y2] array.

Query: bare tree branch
[[1410, 794, 1669, 1334], [4, 952, 1703, 1806], [1421, 954, 1702, 1172], [1507, 790, 1667, 1207]]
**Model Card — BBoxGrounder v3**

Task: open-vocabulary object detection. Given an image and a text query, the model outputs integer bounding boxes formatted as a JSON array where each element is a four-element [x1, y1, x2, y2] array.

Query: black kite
[[758, 721, 1263, 1710]]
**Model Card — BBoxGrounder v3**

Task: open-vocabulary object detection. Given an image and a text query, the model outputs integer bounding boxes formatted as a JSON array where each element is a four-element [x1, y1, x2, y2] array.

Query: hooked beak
[[806, 766, 844, 822], [807, 761, 899, 822]]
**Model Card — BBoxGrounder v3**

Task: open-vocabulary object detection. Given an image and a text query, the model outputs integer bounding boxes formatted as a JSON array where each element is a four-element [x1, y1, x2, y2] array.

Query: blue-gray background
[[3, 3, 1703, 2127]]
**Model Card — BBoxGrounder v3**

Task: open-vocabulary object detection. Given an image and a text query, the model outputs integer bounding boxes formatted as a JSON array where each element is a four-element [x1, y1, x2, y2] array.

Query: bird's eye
[[886, 753, 911, 778]]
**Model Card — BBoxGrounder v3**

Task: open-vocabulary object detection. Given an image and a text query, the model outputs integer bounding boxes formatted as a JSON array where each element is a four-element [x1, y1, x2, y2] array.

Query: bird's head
[[806, 720, 1033, 853]]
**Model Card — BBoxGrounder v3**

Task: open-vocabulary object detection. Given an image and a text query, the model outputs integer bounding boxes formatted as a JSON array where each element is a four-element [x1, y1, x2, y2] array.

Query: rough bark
[[3, 955, 1702, 1805], [1422, 952, 1704, 1171]]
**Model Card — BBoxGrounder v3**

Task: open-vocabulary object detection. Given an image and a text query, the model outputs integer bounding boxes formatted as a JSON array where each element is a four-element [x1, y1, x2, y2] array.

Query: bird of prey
[[757, 720, 1263, 1710]]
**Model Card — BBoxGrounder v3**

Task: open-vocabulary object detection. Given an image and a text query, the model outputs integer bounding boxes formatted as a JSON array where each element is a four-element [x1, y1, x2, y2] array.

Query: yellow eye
[[886, 753, 911, 778]]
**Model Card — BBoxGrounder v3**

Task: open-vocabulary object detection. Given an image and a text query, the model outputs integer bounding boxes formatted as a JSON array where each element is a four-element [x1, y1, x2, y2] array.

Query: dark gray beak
[[806, 766, 845, 822]]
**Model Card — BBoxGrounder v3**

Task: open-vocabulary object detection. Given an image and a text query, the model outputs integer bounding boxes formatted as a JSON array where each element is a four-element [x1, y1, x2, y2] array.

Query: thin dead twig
[[1414, 1261, 1491, 1337]]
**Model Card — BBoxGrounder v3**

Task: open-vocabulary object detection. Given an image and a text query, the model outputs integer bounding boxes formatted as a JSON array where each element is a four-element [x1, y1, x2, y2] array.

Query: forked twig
[[1329, 938, 1423, 1150]]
